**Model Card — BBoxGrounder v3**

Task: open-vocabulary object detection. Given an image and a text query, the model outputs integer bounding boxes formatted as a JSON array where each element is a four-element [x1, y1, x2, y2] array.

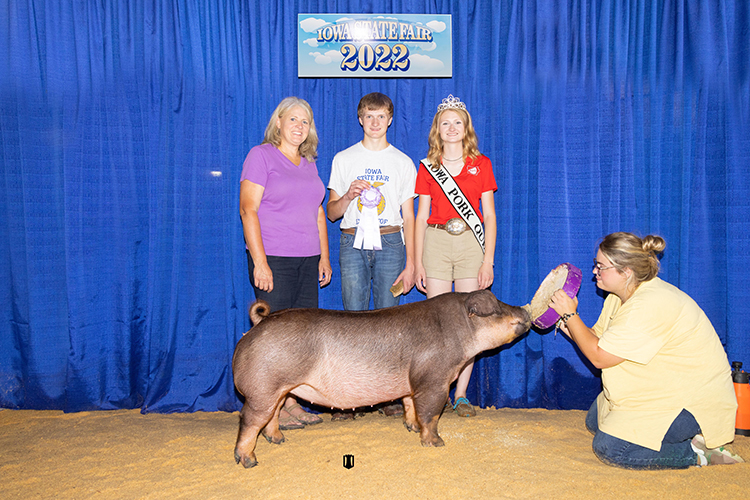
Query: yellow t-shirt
[[592, 277, 737, 451]]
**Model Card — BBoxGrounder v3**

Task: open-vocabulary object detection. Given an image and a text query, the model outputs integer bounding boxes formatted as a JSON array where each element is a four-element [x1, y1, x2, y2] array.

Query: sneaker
[[691, 434, 745, 466], [453, 397, 476, 417]]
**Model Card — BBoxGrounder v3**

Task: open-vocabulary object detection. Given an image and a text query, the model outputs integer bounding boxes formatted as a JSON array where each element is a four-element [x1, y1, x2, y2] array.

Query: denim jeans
[[339, 232, 405, 311], [585, 399, 700, 469], [246, 251, 320, 313]]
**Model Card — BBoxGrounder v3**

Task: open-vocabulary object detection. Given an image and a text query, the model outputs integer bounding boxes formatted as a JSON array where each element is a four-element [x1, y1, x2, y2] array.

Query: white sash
[[421, 159, 485, 253]]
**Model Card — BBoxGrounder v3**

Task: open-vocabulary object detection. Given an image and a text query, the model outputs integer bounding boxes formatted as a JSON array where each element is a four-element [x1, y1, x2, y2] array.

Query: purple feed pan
[[531, 263, 583, 329]]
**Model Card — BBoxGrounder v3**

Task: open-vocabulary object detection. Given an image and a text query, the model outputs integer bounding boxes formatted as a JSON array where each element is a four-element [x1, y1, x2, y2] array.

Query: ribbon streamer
[[353, 187, 382, 251]]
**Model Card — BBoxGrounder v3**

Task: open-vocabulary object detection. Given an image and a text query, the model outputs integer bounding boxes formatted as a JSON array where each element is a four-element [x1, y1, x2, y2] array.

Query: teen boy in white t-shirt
[[327, 92, 417, 419]]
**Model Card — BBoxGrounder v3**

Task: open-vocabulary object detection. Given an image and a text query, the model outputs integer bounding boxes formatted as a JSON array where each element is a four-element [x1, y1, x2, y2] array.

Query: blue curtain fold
[[1, 0, 748, 413]]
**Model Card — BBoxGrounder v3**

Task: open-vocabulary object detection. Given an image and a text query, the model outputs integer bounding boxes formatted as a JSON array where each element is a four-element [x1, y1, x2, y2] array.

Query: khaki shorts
[[422, 226, 484, 281]]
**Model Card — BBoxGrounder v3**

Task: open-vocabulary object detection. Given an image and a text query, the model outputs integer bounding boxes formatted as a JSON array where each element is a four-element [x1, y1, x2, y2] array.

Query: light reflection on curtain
[[1, 0, 748, 412]]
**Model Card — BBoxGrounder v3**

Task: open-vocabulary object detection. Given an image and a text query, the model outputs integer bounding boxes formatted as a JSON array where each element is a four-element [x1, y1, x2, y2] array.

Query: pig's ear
[[466, 290, 498, 317]]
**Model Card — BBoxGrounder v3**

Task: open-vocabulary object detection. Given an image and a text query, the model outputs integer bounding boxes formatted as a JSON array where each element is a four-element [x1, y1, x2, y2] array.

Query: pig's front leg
[[419, 413, 445, 447], [413, 386, 450, 447], [402, 396, 420, 433]]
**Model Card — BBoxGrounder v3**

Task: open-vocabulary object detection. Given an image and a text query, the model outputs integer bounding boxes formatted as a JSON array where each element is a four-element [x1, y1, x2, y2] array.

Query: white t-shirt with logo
[[328, 142, 416, 230]]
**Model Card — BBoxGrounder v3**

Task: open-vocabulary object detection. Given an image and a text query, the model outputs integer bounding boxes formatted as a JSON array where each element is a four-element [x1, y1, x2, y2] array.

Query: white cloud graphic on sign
[[407, 41, 437, 52], [426, 20, 447, 33], [409, 54, 445, 72], [309, 50, 344, 65], [303, 38, 319, 48], [300, 18, 327, 32]]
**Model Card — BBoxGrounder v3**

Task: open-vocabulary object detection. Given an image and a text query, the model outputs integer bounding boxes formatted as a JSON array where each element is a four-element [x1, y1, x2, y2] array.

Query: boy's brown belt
[[341, 225, 401, 235]]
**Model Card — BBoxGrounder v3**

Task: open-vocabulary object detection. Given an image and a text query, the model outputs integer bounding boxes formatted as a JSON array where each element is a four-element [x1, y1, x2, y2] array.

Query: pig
[[232, 289, 531, 468]]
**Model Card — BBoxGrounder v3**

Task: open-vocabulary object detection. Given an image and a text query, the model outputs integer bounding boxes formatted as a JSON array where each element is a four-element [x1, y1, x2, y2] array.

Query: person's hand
[[549, 290, 578, 338], [344, 180, 371, 201], [253, 262, 273, 292], [318, 258, 332, 287], [414, 265, 427, 293], [477, 261, 494, 290], [549, 289, 578, 317], [393, 263, 416, 295]]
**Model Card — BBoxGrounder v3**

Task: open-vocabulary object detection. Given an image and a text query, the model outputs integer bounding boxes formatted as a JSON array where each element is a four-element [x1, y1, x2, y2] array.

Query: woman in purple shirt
[[239, 97, 332, 429]]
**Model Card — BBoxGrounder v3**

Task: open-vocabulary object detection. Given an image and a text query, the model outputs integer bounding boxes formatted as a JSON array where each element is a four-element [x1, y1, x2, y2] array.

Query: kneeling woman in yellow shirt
[[549, 232, 742, 469]]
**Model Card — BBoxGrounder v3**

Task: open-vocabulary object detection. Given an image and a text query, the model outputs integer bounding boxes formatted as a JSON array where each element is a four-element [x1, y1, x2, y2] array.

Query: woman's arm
[[414, 194, 431, 293], [240, 180, 273, 292], [549, 290, 624, 369], [478, 190, 496, 289], [393, 197, 416, 293], [317, 205, 332, 286]]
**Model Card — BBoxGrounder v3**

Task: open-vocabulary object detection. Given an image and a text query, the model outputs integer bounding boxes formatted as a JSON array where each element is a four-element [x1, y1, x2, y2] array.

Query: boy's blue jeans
[[339, 232, 405, 311]]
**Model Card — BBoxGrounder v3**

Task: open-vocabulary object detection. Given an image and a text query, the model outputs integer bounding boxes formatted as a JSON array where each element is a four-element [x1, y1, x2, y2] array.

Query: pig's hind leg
[[260, 398, 286, 444], [234, 396, 285, 468]]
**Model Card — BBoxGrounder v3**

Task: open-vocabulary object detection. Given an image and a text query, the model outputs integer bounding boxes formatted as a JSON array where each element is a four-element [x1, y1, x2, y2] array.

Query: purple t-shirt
[[240, 143, 325, 257]]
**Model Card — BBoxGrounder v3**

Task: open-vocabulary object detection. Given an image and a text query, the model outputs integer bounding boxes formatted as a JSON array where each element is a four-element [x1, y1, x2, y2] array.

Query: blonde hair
[[262, 97, 318, 161], [426, 107, 480, 166], [599, 232, 666, 289]]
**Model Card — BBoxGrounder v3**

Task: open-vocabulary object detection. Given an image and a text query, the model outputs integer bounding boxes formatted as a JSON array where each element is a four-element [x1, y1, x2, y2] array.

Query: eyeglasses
[[593, 259, 616, 275]]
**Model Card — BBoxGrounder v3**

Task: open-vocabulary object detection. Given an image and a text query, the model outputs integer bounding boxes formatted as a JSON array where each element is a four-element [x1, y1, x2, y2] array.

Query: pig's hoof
[[262, 431, 285, 445], [235, 451, 258, 468], [403, 421, 420, 433], [421, 436, 445, 447]]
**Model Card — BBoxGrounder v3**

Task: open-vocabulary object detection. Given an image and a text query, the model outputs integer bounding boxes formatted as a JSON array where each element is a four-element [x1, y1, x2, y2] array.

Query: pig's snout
[[514, 306, 532, 334], [496, 300, 531, 331], [504, 304, 531, 337]]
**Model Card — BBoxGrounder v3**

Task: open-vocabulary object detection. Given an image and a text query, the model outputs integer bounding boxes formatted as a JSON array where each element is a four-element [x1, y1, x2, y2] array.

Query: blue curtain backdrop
[[1, 0, 749, 413]]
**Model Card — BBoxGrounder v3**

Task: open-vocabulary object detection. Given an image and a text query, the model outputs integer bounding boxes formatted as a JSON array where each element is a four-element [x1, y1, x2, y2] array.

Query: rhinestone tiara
[[437, 94, 467, 112]]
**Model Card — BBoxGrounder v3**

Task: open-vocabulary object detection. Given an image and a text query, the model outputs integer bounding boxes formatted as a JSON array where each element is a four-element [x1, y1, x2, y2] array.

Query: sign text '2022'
[[340, 43, 410, 72]]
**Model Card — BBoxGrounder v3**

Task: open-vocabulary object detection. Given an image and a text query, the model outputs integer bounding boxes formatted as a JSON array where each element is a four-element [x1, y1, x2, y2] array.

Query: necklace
[[442, 155, 463, 162]]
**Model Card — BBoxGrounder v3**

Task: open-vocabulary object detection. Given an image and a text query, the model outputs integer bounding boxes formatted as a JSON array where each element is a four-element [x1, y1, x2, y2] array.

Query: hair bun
[[642, 235, 666, 255]]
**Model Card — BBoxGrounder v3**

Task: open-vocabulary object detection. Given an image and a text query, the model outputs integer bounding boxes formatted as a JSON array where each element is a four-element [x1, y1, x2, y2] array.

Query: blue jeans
[[339, 232, 405, 311], [585, 399, 700, 469], [246, 251, 319, 313]]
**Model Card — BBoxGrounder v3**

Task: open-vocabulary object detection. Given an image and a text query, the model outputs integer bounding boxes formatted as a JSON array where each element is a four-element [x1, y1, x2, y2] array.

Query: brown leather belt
[[341, 225, 401, 235]]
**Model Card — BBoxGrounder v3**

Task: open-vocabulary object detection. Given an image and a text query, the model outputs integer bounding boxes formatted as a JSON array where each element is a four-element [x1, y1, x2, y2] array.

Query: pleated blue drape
[[1, 0, 748, 412]]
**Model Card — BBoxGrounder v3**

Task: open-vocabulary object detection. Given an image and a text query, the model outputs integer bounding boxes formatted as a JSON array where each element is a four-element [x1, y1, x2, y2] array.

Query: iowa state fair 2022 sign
[[298, 14, 452, 77]]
